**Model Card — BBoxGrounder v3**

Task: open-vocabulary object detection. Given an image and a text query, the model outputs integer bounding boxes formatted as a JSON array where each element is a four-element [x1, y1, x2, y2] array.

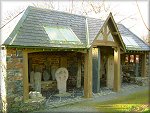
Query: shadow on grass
[[96, 104, 149, 112], [91, 90, 149, 112]]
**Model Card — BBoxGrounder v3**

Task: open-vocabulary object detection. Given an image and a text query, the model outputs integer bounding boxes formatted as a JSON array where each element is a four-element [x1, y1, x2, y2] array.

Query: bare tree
[[0, 0, 142, 34]]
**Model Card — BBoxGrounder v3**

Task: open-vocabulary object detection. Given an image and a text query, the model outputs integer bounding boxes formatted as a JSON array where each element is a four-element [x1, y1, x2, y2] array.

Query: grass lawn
[[77, 90, 149, 113]]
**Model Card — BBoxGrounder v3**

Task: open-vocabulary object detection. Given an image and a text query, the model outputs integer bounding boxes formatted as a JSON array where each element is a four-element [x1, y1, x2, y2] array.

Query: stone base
[[130, 77, 149, 86], [6, 95, 45, 113]]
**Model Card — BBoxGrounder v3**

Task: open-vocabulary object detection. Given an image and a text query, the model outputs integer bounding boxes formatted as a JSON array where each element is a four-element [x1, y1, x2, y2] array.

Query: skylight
[[122, 36, 140, 48], [44, 26, 81, 43]]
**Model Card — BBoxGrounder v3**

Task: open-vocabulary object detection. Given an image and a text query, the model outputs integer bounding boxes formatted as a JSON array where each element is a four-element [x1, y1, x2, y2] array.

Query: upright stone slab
[[92, 48, 100, 93], [55, 67, 68, 94], [34, 72, 42, 92], [76, 60, 81, 88], [30, 71, 35, 88], [43, 70, 50, 81], [107, 55, 114, 89], [51, 66, 58, 80]]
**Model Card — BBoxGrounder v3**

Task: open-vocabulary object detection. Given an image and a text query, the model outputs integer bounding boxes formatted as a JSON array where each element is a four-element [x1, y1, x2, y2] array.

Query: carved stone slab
[[55, 67, 68, 94]]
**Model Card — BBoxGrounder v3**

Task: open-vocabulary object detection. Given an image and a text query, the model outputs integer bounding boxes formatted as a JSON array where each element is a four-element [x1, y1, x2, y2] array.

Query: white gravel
[[35, 83, 148, 112]]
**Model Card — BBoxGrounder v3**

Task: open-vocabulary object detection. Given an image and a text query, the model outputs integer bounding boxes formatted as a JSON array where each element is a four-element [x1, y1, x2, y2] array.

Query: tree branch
[[136, 0, 150, 32], [0, 10, 25, 29]]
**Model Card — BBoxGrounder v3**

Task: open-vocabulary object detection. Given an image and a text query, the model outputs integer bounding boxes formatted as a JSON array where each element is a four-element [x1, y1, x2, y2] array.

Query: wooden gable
[[92, 13, 126, 52]]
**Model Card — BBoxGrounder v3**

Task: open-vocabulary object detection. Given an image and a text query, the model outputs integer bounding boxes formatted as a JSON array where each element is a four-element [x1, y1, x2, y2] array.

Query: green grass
[[77, 90, 149, 113]]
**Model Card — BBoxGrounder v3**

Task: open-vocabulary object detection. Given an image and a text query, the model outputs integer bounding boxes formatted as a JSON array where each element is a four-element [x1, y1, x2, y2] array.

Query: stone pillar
[[113, 47, 121, 92], [92, 48, 100, 93], [34, 72, 42, 92], [141, 53, 146, 77], [23, 51, 29, 101], [135, 63, 139, 77], [76, 59, 81, 88], [84, 48, 92, 98], [30, 71, 35, 88]]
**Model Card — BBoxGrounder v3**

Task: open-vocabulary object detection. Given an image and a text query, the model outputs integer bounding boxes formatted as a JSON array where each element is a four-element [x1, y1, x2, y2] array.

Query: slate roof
[[87, 17, 104, 44], [4, 6, 87, 49], [117, 24, 150, 51], [3, 6, 149, 51]]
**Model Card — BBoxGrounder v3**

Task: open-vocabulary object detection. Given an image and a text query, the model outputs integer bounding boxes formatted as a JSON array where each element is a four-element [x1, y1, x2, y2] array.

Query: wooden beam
[[93, 40, 117, 47], [106, 30, 111, 38], [113, 47, 121, 92], [103, 24, 107, 41], [84, 48, 92, 98], [23, 51, 29, 101], [112, 32, 119, 35], [141, 53, 147, 77]]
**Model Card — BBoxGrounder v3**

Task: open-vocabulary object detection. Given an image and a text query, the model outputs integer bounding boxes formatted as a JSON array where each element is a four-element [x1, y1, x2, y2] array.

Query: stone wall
[[2, 49, 45, 113], [2, 49, 84, 113], [121, 53, 149, 85], [5, 49, 25, 112], [28, 52, 83, 89], [121, 53, 150, 77]]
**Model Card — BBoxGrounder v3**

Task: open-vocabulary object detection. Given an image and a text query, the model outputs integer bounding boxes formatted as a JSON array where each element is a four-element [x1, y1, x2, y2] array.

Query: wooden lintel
[[23, 48, 87, 53], [93, 40, 117, 47]]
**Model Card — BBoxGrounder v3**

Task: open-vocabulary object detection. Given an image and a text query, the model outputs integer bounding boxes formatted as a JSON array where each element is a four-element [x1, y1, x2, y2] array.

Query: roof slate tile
[[3, 6, 149, 51]]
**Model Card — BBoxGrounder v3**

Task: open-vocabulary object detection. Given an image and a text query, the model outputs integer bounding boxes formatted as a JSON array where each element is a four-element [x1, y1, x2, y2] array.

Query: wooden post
[[135, 55, 139, 77], [113, 47, 121, 92], [141, 53, 146, 77], [127, 54, 130, 63], [84, 48, 92, 98], [23, 51, 29, 101]]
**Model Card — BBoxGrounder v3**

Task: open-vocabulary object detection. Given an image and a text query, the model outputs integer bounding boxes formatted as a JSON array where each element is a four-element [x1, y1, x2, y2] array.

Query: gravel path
[[35, 84, 149, 112], [0, 84, 148, 112]]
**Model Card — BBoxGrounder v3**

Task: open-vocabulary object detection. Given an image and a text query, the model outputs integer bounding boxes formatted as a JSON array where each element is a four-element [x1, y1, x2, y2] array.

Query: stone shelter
[[1, 6, 149, 112]]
